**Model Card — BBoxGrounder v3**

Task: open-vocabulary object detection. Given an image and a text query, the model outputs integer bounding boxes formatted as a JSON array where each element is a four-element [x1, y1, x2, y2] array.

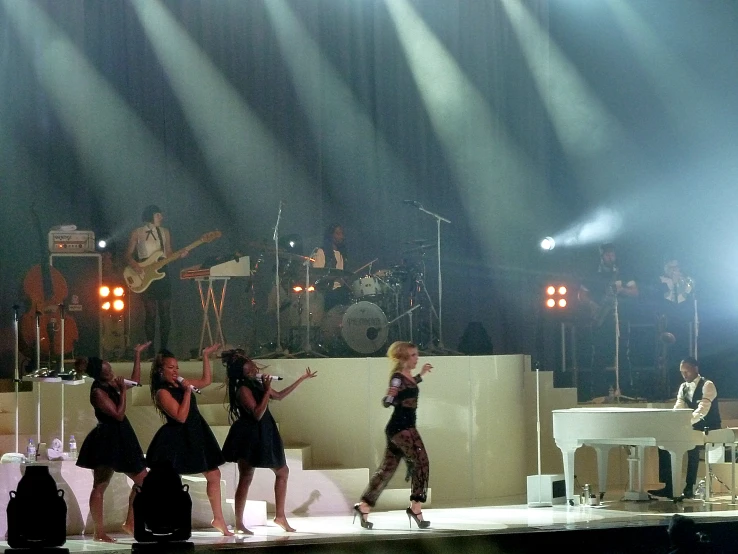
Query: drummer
[[312, 223, 352, 310]]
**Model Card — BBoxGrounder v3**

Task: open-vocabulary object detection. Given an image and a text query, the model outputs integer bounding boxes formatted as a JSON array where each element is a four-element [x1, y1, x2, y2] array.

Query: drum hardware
[[353, 258, 379, 276], [387, 304, 421, 344]]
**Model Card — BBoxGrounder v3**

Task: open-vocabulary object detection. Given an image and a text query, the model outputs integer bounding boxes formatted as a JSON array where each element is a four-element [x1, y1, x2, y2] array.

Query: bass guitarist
[[578, 242, 638, 399], [126, 205, 187, 357]]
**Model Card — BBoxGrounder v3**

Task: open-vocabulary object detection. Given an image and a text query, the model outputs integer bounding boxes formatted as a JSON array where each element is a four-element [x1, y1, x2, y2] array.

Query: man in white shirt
[[648, 357, 721, 499], [125, 205, 186, 356]]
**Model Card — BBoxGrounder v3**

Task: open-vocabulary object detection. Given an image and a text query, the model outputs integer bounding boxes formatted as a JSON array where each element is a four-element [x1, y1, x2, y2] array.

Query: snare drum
[[351, 275, 390, 299], [320, 301, 388, 355]]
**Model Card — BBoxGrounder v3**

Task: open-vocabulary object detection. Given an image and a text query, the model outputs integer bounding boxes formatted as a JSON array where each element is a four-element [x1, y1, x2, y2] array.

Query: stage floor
[[3, 492, 738, 553]]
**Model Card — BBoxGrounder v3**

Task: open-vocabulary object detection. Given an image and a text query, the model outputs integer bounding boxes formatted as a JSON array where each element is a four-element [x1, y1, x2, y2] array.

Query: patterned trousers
[[361, 427, 429, 506]]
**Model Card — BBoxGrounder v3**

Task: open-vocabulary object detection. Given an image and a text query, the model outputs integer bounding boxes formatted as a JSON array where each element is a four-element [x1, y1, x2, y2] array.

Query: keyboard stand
[[196, 276, 229, 353]]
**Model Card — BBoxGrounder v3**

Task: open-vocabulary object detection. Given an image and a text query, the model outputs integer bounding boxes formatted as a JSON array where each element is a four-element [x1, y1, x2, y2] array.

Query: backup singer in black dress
[[75, 342, 150, 543], [146, 343, 232, 536], [354, 341, 433, 529], [222, 352, 317, 534]]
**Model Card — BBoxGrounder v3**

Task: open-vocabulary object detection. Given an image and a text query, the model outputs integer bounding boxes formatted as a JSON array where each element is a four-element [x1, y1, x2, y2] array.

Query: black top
[[385, 372, 422, 438]]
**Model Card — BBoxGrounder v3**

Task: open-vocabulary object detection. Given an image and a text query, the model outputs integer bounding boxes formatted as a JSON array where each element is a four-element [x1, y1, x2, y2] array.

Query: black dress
[[221, 379, 286, 467], [76, 380, 146, 474], [146, 385, 225, 474]]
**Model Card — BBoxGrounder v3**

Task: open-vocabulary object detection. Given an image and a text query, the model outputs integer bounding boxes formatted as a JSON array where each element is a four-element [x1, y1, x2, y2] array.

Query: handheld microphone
[[255, 373, 284, 381], [123, 379, 142, 388], [177, 376, 202, 394]]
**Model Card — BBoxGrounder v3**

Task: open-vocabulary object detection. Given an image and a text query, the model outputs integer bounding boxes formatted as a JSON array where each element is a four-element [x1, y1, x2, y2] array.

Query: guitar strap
[[156, 226, 164, 250]]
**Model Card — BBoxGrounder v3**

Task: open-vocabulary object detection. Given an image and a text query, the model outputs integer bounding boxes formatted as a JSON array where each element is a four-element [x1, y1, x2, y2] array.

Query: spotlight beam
[[386, 0, 554, 259], [501, 0, 622, 160], [2, 0, 199, 221], [131, 0, 318, 223], [262, 0, 416, 212]]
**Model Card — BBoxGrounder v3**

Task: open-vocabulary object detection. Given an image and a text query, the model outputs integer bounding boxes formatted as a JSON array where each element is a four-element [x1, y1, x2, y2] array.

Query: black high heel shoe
[[353, 504, 373, 529], [406, 507, 430, 529]]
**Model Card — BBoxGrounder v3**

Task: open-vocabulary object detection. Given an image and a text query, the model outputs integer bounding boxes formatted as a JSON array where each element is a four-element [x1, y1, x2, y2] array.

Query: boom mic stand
[[261, 202, 291, 359], [407, 201, 453, 353]]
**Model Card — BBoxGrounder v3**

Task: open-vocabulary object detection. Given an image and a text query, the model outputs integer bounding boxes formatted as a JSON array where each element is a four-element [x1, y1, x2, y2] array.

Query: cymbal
[[402, 243, 435, 254], [404, 239, 431, 245]]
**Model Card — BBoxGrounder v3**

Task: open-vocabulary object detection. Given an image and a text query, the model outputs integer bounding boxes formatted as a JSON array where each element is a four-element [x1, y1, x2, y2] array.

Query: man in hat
[[578, 243, 638, 398], [126, 205, 186, 356]]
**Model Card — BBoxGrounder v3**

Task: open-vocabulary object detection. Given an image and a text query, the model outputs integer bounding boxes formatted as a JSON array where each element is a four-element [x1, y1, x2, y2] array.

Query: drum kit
[[272, 261, 421, 356], [256, 237, 435, 357]]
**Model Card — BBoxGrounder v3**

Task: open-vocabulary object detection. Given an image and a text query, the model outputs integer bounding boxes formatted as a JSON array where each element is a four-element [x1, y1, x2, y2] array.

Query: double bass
[[19, 207, 78, 368], [19, 265, 79, 361]]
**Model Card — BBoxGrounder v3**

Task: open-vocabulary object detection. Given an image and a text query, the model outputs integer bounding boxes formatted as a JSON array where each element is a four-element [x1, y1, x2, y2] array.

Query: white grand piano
[[552, 407, 703, 504]]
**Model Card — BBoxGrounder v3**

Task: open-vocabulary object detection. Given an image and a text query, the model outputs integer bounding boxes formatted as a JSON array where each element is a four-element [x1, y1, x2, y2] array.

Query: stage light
[[100, 284, 125, 311], [540, 237, 555, 251], [292, 285, 303, 293], [544, 283, 569, 311]]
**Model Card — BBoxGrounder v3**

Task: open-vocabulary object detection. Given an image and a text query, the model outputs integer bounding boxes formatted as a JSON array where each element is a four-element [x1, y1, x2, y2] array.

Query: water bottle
[[68, 435, 77, 460], [607, 386, 615, 402], [695, 479, 706, 500], [26, 439, 36, 462]]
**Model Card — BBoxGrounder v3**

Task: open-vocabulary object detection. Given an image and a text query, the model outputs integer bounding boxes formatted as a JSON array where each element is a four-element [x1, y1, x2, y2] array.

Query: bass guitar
[[124, 230, 221, 293]]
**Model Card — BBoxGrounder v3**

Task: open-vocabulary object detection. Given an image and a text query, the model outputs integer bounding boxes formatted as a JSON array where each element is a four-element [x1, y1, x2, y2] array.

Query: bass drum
[[319, 301, 388, 355]]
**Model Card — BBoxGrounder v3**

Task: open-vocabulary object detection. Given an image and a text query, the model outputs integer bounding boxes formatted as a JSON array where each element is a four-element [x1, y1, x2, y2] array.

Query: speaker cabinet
[[527, 474, 567, 506], [49, 254, 102, 358]]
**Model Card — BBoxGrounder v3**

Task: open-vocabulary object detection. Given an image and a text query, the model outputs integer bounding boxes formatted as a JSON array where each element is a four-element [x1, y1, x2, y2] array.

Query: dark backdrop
[[2, 1, 738, 395]]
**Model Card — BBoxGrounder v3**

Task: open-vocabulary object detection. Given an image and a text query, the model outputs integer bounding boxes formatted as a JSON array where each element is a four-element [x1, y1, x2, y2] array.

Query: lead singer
[[354, 341, 433, 530], [146, 343, 232, 536]]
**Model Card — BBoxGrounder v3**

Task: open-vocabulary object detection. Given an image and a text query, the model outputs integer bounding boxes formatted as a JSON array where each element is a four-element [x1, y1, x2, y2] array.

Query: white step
[[225, 499, 268, 527], [181, 474, 230, 530]]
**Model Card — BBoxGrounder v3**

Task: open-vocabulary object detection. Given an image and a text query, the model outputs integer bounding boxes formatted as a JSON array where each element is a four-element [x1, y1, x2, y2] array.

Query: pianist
[[649, 357, 721, 499]]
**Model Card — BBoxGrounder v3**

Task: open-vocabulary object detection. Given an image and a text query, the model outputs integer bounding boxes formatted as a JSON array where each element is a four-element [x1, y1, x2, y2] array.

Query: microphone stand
[[410, 202, 452, 352], [692, 284, 699, 360], [611, 285, 636, 403], [292, 250, 326, 358], [273, 202, 284, 354], [0, 306, 23, 462]]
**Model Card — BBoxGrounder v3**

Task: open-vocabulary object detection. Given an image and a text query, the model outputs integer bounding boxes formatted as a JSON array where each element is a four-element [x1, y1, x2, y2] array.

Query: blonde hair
[[387, 341, 416, 377]]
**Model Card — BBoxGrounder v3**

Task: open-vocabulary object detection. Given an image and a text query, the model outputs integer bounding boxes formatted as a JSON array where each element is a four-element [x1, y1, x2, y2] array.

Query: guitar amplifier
[[48, 230, 96, 253]]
